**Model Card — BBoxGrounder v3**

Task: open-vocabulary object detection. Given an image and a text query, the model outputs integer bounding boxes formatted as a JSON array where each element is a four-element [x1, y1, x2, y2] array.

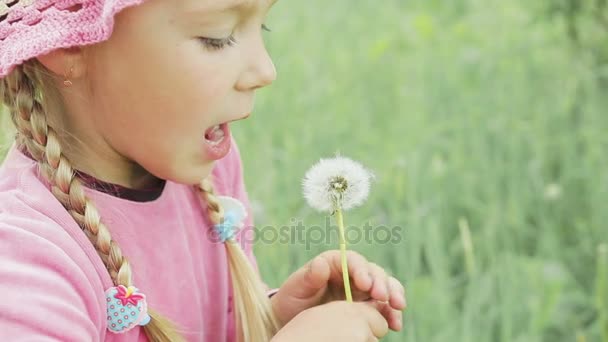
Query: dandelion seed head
[[302, 156, 374, 213]]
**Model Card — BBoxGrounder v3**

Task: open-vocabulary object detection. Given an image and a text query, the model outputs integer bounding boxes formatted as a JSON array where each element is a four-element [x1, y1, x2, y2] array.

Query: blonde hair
[[0, 60, 280, 341]]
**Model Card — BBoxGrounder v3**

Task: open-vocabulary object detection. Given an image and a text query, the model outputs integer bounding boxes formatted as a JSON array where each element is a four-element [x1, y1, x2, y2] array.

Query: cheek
[[176, 48, 239, 109], [88, 44, 196, 134]]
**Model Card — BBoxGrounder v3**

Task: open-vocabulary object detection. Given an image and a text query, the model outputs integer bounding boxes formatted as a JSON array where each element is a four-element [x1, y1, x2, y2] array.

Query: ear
[[36, 46, 87, 80]]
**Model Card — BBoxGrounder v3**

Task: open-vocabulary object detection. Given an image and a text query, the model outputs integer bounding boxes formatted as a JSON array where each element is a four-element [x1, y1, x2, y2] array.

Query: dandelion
[[302, 156, 374, 302]]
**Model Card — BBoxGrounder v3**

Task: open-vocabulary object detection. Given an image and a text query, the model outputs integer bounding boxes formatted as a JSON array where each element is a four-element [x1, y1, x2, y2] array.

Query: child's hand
[[271, 300, 390, 342], [270, 250, 406, 331]]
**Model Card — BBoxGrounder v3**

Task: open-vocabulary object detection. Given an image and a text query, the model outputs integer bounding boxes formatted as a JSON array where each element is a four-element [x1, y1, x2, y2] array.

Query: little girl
[[0, 0, 406, 341]]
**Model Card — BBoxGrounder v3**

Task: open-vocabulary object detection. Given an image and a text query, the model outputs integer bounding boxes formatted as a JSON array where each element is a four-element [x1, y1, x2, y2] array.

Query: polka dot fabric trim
[[0, 0, 145, 78], [105, 286, 149, 334]]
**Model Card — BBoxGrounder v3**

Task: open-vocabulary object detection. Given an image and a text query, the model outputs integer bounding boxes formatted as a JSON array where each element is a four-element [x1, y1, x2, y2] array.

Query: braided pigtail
[[0, 60, 184, 342], [198, 178, 281, 342]]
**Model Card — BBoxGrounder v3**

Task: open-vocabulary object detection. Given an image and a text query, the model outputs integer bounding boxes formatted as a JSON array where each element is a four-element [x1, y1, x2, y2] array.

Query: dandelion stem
[[335, 208, 353, 302]]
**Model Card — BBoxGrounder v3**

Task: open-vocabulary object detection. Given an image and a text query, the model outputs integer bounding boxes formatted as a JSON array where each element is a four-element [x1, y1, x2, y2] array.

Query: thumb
[[283, 256, 331, 299], [304, 256, 331, 289]]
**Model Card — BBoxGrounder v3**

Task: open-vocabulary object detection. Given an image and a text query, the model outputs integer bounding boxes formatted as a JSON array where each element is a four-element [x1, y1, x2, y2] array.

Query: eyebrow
[[185, 0, 278, 15]]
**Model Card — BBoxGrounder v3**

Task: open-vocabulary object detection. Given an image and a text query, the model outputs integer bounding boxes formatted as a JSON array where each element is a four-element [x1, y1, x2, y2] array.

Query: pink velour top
[[0, 137, 263, 341]]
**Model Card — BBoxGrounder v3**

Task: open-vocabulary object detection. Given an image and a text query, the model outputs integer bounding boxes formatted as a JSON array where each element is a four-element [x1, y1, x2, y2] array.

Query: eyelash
[[199, 24, 272, 51]]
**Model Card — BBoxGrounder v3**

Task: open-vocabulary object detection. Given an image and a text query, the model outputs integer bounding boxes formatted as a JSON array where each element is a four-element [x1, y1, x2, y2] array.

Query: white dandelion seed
[[302, 156, 374, 213]]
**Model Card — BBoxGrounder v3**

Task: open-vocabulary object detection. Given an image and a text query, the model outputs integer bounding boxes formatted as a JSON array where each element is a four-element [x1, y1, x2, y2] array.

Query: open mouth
[[204, 123, 227, 146]]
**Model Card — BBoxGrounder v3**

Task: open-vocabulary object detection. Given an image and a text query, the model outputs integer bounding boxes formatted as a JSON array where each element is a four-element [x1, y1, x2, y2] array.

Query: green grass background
[[231, 0, 608, 341]]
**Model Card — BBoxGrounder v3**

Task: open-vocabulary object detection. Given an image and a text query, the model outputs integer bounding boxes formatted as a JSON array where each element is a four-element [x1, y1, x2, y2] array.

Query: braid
[[0, 61, 184, 342], [198, 178, 281, 342]]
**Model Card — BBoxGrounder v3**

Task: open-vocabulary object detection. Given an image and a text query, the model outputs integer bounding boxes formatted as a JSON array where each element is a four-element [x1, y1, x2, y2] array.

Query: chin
[[163, 161, 216, 186]]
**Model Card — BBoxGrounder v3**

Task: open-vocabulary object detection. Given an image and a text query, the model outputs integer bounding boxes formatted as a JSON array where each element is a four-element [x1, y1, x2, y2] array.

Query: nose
[[235, 36, 277, 91]]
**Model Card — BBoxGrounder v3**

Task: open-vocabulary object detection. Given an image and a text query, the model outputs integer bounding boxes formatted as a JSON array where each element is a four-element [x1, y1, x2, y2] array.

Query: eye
[[197, 24, 271, 50], [198, 35, 238, 51]]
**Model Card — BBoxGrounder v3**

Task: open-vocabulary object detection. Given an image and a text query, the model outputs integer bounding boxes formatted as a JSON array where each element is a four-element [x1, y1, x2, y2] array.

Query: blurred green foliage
[[232, 0, 608, 341]]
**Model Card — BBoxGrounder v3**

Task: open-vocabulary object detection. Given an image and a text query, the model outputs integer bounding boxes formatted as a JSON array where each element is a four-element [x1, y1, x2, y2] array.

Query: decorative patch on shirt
[[105, 285, 151, 334], [214, 196, 247, 242]]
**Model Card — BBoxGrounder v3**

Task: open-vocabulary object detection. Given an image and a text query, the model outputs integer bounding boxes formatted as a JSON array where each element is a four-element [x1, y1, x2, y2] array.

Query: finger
[[392, 308, 404, 331], [320, 250, 373, 292], [380, 304, 403, 332], [282, 256, 330, 300], [388, 276, 406, 310], [348, 252, 374, 292], [305, 255, 332, 289], [351, 289, 373, 302], [368, 263, 390, 302], [359, 301, 390, 338]]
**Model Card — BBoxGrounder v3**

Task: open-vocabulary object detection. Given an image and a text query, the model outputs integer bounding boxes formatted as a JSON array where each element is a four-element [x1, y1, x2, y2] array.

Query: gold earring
[[63, 67, 74, 87]]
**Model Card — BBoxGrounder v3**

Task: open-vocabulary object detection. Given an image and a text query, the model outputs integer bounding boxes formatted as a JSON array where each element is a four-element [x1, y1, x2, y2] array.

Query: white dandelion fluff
[[302, 156, 374, 213]]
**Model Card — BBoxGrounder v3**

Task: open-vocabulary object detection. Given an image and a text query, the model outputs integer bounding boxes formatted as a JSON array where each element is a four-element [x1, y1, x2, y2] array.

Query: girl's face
[[75, 0, 277, 186]]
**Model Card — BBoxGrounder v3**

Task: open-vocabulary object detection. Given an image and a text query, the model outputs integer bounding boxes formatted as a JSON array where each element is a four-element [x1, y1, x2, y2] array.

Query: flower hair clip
[[303, 155, 374, 302], [105, 285, 151, 334], [214, 196, 248, 243]]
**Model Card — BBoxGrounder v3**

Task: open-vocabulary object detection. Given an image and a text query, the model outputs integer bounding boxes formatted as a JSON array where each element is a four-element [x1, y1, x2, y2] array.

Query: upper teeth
[[206, 124, 225, 145]]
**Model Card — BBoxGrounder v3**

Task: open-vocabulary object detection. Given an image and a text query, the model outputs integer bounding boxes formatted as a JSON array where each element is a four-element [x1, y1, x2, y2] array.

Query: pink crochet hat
[[0, 0, 145, 78]]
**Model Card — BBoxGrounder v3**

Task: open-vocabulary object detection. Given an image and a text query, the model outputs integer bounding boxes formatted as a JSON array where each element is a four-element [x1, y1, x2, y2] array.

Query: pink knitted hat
[[0, 0, 145, 78]]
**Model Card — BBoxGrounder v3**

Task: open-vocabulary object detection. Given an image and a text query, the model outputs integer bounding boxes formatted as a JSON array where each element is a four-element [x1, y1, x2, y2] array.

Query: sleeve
[[0, 222, 103, 341]]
